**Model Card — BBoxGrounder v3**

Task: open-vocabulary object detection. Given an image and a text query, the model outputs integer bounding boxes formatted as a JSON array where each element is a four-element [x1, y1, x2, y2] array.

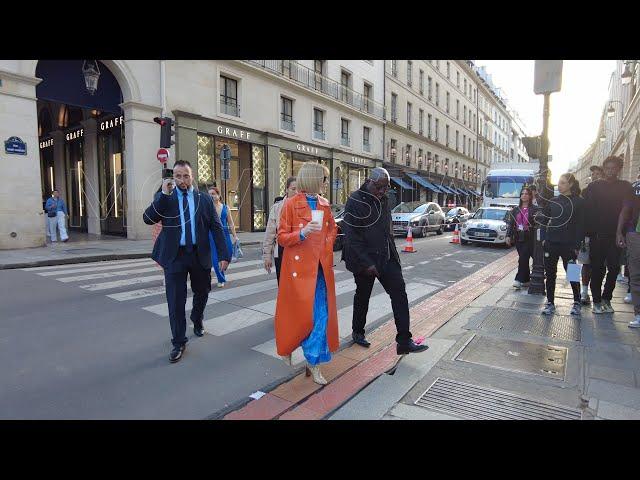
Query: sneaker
[[602, 300, 615, 313], [542, 302, 556, 315], [592, 303, 606, 314], [629, 316, 640, 328], [581, 293, 591, 305], [624, 293, 633, 304], [570, 302, 582, 316], [513, 280, 522, 289]]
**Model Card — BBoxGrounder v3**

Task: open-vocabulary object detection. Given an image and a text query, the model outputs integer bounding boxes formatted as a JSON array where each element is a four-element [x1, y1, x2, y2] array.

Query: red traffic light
[[153, 117, 167, 126]]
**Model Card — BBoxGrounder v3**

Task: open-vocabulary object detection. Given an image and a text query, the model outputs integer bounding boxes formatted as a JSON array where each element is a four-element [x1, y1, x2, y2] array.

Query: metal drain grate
[[415, 377, 582, 420], [481, 307, 581, 341]]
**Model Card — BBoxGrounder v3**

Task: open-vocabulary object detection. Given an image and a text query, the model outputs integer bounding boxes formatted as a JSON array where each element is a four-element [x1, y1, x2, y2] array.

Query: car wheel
[[461, 239, 469, 245], [436, 223, 444, 235], [421, 226, 427, 237]]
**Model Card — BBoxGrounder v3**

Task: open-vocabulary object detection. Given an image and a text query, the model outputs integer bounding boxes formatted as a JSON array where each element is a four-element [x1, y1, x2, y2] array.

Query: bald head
[[365, 167, 391, 199]]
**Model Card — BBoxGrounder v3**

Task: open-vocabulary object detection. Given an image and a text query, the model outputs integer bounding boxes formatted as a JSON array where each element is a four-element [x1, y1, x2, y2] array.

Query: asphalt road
[[0, 232, 509, 419]]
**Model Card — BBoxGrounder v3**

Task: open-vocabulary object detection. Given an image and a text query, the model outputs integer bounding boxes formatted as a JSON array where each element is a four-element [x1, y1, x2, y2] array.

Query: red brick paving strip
[[224, 250, 518, 420]]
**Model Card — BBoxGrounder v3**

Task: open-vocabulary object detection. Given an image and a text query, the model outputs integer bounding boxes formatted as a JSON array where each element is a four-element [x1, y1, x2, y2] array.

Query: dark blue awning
[[437, 184, 455, 194], [390, 177, 413, 190], [406, 173, 440, 193]]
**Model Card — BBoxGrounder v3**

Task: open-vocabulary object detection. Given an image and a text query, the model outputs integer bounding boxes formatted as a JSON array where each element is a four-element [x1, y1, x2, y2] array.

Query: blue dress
[[300, 195, 331, 366], [209, 204, 234, 283]]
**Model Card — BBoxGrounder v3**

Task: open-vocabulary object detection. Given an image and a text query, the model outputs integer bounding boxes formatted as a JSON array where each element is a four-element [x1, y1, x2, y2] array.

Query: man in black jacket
[[143, 160, 231, 363], [341, 168, 428, 355]]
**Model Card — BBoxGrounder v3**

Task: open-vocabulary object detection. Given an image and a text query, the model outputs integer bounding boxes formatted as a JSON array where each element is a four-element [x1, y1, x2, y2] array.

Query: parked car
[[333, 209, 345, 251], [459, 206, 511, 246], [444, 206, 471, 231], [391, 201, 445, 237]]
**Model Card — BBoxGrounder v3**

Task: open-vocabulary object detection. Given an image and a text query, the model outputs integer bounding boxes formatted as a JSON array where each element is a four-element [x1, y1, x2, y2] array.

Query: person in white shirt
[[262, 177, 297, 283]]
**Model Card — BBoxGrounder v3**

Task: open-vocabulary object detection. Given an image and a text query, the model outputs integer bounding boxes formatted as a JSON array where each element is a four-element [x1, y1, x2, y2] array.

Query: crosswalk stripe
[[57, 266, 161, 283], [79, 275, 164, 291], [38, 260, 160, 276], [21, 257, 151, 272], [203, 278, 359, 335], [107, 286, 166, 302], [419, 260, 431, 265], [251, 282, 439, 363]]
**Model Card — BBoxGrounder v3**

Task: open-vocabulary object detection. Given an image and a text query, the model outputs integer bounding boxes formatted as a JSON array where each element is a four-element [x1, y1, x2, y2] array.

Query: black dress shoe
[[352, 332, 371, 348], [397, 339, 429, 355], [193, 322, 205, 337], [169, 345, 185, 363]]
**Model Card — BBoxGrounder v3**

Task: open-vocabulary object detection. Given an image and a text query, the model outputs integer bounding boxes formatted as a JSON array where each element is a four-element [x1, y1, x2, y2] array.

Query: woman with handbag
[[274, 163, 338, 385], [506, 186, 538, 289], [208, 186, 237, 288]]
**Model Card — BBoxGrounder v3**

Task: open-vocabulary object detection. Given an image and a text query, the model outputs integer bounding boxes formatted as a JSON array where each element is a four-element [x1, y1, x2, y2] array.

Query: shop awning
[[390, 177, 414, 190], [406, 173, 441, 193], [437, 184, 456, 195], [452, 187, 468, 196]]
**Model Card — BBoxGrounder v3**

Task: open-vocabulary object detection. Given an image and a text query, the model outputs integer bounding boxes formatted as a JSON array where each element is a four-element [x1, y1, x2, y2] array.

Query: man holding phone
[[341, 167, 428, 355], [143, 160, 231, 363]]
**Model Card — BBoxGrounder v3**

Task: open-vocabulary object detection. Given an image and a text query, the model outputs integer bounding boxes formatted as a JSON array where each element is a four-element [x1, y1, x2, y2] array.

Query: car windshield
[[392, 202, 424, 213], [485, 176, 534, 199], [473, 209, 508, 221], [446, 208, 460, 217]]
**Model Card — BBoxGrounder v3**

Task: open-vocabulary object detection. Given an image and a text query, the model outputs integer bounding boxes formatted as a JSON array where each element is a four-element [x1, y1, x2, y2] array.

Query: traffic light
[[221, 144, 231, 180], [153, 116, 175, 149]]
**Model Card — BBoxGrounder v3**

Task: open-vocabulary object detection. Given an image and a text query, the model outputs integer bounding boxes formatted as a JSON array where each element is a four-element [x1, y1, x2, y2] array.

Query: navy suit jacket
[[143, 188, 231, 272]]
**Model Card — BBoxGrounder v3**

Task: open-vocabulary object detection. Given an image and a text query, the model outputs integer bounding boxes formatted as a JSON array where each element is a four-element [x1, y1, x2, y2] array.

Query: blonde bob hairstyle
[[296, 162, 329, 195]]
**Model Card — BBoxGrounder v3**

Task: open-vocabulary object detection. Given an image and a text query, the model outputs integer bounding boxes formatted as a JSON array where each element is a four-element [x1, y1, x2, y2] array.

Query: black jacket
[[341, 183, 400, 274], [506, 204, 539, 241], [540, 194, 585, 250], [143, 188, 231, 272]]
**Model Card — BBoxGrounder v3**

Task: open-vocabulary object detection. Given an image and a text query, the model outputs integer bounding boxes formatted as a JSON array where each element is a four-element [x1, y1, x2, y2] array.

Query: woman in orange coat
[[274, 163, 338, 385]]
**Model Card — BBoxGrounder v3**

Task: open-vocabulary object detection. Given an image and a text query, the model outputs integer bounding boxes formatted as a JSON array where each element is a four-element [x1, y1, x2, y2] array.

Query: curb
[[0, 241, 263, 270], [222, 249, 519, 420]]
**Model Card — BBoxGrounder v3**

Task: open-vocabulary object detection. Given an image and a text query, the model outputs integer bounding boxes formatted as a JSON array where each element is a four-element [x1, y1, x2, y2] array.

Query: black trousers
[[352, 258, 412, 344], [274, 245, 285, 285], [589, 235, 622, 303], [515, 238, 534, 283], [164, 248, 212, 348], [544, 243, 580, 303]]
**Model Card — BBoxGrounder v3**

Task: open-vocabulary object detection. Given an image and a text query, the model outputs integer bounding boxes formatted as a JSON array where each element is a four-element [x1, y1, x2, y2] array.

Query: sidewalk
[[0, 231, 265, 269], [331, 265, 640, 420], [222, 252, 640, 420]]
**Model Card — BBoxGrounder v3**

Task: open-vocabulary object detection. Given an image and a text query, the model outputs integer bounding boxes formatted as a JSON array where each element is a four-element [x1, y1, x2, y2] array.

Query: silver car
[[459, 207, 511, 245], [391, 201, 445, 237]]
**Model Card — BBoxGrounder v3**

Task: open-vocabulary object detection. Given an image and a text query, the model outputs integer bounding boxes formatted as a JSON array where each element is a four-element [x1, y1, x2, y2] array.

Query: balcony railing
[[313, 128, 326, 141], [341, 134, 350, 147], [281, 116, 295, 132], [220, 98, 239, 117], [244, 60, 385, 119], [363, 141, 371, 152], [407, 123, 413, 131]]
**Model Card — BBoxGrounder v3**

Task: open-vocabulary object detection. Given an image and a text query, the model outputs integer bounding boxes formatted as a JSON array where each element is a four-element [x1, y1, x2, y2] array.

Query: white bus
[[482, 162, 539, 208]]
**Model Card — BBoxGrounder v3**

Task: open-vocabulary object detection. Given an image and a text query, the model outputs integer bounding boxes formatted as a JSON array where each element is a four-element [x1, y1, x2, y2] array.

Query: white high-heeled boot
[[305, 363, 327, 385]]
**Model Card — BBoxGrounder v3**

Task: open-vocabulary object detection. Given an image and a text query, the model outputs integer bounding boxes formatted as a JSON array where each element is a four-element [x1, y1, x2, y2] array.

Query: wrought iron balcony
[[313, 128, 326, 141], [244, 60, 385, 120], [280, 116, 295, 132], [363, 141, 371, 152], [341, 133, 350, 147], [220, 98, 239, 117]]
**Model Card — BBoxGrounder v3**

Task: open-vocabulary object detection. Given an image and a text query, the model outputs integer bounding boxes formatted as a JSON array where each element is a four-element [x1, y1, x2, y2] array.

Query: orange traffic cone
[[450, 223, 460, 244], [403, 225, 417, 253]]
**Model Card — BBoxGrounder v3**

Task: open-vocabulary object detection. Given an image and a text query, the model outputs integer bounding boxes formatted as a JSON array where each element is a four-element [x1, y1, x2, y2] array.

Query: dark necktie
[[182, 190, 194, 252]]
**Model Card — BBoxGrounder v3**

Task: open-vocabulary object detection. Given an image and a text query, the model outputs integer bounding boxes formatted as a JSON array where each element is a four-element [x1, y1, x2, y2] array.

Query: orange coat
[[274, 193, 338, 356]]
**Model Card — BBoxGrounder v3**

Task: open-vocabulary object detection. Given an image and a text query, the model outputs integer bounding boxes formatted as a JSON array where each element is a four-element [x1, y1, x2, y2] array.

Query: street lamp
[[621, 61, 635, 85], [600, 129, 612, 142], [606, 100, 624, 117], [82, 60, 101, 95]]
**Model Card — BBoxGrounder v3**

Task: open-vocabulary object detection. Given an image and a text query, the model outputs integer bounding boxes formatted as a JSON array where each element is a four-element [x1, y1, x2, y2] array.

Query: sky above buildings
[[474, 60, 617, 183]]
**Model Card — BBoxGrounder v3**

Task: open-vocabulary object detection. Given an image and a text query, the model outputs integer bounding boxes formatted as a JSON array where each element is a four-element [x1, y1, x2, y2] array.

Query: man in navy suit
[[143, 160, 231, 363]]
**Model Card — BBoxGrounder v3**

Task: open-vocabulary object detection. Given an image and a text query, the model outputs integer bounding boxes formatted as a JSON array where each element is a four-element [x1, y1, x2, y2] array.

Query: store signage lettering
[[100, 115, 124, 131], [216, 125, 251, 140], [66, 129, 84, 141], [39, 138, 54, 149], [350, 156, 375, 167], [296, 144, 319, 155]]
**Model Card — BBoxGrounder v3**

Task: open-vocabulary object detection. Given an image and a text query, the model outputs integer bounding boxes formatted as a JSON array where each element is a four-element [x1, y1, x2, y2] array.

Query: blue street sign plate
[[5, 136, 27, 155]]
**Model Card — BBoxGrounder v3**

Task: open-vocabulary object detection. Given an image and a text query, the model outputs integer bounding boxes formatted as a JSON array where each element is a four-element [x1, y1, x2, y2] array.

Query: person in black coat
[[143, 160, 231, 363], [341, 167, 428, 356], [506, 186, 539, 289], [540, 173, 585, 316]]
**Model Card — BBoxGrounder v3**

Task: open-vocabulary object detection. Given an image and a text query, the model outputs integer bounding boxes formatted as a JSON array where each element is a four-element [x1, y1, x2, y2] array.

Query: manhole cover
[[481, 307, 581, 341], [454, 335, 568, 380], [63, 248, 111, 254], [415, 377, 582, 420]]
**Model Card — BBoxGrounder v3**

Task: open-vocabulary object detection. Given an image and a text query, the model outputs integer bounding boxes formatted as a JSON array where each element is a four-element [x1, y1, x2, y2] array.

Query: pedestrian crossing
[[21, 255, 446, 364]]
